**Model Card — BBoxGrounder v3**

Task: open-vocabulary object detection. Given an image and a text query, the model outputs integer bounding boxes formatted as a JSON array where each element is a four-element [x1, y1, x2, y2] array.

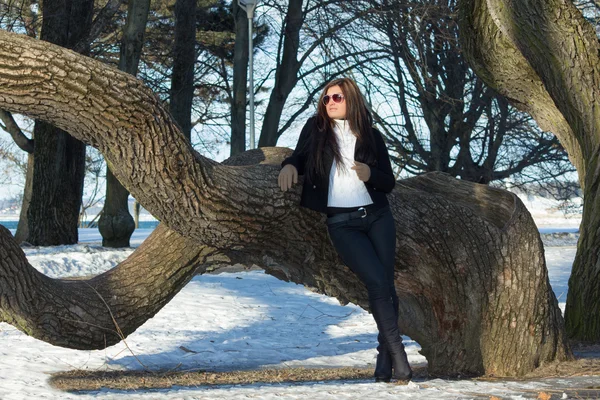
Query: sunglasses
[[322, 93, 345, 105]]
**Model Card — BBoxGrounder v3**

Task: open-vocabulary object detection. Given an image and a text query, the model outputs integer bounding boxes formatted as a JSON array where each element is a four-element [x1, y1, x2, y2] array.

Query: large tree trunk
[[0, 29, 572, 377], [25, 0, 94, 246], [458, 0, 600, 341], [230, 0, 249, 157], [98, 0, 150, 248]]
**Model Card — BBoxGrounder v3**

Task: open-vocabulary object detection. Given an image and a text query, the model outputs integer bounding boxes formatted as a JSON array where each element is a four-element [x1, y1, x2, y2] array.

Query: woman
[[277, 77, 412, 383]]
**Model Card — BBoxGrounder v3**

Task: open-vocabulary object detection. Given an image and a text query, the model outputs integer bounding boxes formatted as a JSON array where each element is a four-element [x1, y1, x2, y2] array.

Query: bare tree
[[336, 0, 575, 186], [258, 0, 386, 146]]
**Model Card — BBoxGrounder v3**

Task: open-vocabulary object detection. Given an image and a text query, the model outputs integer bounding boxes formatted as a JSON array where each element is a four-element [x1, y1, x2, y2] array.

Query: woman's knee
[[366, 281, 392, 301]]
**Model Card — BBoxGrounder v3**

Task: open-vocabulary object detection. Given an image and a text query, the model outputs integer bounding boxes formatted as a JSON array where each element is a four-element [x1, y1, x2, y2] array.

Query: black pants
[[326, 204, 401, 354]]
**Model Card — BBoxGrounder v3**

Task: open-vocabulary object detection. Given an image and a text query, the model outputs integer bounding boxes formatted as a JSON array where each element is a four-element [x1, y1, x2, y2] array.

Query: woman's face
[[324, 85, 347, 120]]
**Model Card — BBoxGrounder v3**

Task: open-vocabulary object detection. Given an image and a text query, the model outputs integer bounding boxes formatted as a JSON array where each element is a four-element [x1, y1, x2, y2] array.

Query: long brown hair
[[305, 77, 378, 184]]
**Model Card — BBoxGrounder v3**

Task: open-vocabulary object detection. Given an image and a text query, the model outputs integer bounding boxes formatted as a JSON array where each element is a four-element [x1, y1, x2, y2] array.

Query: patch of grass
[[50, 366, 418, 392], [48, 346, 600, 394]]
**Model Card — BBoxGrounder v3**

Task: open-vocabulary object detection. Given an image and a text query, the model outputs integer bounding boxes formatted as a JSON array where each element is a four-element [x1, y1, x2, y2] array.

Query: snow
[[0, 200, 596, 399], [515, 192, 582, 232]]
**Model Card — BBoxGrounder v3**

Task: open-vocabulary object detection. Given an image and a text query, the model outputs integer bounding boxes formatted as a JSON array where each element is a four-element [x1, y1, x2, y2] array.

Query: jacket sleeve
[[366, 127, 396, 193], [280, 117, 314, 176]]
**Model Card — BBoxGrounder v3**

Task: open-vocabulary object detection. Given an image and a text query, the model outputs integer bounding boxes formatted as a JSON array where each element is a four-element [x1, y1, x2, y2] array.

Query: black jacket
[[280, 116, 396, 214]]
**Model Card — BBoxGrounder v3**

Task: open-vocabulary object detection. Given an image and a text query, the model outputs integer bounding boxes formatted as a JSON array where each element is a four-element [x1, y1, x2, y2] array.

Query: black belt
[[326, 203, 386, 225]]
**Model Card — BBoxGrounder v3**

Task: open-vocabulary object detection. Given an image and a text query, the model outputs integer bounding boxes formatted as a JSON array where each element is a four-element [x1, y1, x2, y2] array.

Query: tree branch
[[72, 0, 125, 54], [0, 109, 33, 153]]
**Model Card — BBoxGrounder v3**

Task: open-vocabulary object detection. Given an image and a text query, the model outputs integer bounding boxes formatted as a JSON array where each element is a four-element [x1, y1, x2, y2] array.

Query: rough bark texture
[[26, 0, 94, 246], [0, 223, 208, 349], [98, 0, 150, 248], [0, 29, 572, 377], [457, 0, 585, 185], [458, 0, 600, 341]]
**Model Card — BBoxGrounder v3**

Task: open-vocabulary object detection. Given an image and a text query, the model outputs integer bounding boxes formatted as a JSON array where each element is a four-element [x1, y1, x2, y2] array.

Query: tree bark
[[0, 222, 206, 349], [100, 168, 136, 247], [25, 0, 94, 246], [169, 0, 197, 142], [230, 0, 249, 157], [458, 0, 600, 341], [0, 29, 572, 377], [98, 0, 150, 248], [14, 153, 34, 244]]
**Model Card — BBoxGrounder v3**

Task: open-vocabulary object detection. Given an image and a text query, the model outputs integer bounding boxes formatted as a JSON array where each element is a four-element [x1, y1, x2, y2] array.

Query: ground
[[0, 195, 597, 399]]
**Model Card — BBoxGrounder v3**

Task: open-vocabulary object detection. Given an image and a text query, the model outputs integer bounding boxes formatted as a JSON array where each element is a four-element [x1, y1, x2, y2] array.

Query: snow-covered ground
[[0, 199, 596, 399]]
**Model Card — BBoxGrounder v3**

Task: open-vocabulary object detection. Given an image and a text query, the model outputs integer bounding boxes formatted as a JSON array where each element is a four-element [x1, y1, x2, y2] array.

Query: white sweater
[[327, 119, 374, 207]]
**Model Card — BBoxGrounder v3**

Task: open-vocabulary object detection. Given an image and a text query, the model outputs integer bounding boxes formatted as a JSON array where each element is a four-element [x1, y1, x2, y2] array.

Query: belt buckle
[[358, 206, 367, 218]]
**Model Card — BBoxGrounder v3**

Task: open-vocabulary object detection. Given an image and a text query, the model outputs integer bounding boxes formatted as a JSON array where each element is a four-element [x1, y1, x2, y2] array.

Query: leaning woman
[[278, 77, 412, 383]]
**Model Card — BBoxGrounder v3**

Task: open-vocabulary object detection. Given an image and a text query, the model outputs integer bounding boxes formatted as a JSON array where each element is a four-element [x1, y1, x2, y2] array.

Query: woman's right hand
[[278, 164, 298, 191]]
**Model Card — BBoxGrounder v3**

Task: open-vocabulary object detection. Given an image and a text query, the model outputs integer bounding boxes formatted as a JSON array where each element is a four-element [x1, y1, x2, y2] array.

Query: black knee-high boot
[[374, 294, 398, 382], [370, 296, 412, 382], [374, 334, 393, 382]]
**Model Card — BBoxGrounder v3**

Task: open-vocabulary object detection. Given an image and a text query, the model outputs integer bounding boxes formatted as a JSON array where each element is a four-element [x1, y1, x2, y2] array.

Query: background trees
[[325, 0, 575, 188], [0, 0, 578, 236]]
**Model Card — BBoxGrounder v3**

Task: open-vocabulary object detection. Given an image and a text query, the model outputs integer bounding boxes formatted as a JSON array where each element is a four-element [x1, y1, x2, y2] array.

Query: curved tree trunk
[[0, 29, 572, 377], [0, 222, 209, 349], [458, 0, 600, 341], [98, 0, 150, 248]]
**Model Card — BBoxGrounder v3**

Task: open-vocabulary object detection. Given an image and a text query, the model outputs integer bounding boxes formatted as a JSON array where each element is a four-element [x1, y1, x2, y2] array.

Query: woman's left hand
[[351, 161, 371, 182]]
